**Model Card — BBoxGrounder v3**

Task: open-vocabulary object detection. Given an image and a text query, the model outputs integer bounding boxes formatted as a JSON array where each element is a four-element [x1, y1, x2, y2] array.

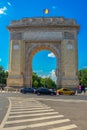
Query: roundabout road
[[0, 92, 87, 130]]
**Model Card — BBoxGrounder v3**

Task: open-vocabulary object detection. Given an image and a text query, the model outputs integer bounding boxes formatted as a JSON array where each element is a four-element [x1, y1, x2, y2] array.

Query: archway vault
[[7, 17, 80, 89]]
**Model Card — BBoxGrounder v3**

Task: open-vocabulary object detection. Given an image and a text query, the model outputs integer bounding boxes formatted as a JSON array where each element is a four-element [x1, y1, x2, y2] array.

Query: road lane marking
[[36, 97, 87, 103], [8, 111, 59, 118], [11, 105, 48, 108], [0, 97, 78, 130], [48, 124, 77, 130], [10, 109, 54, 114], [1, 119, 70, 130], [27, 119, 70, 128], [11, 107, 51, 111], [6, 115, 64, 124]]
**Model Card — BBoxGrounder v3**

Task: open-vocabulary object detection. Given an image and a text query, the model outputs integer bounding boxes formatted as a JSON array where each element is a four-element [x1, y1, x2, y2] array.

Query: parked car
[[57, 88, 75, 95], [35, 87, 56, 95], [20, 87, 36, 94]]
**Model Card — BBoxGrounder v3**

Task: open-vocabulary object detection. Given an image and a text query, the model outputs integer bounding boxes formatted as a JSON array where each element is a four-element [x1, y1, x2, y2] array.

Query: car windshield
[[49, 89, 54, 91]]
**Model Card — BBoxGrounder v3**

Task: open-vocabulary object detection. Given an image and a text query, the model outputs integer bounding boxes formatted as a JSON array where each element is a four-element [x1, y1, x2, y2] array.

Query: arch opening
[[32, 50, 57, 89], [25, 44, 60, 88]]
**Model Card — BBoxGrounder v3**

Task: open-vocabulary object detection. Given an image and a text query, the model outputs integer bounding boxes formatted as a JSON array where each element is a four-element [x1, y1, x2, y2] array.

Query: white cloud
[[48, 52, 55, 58], [0, 6, 7, 15], [50, 69, 57, 82], [7, 2, 11, 6], [51, 70, 56, 76], [0, 58, 2, 62], [41, 75, 49, 78]]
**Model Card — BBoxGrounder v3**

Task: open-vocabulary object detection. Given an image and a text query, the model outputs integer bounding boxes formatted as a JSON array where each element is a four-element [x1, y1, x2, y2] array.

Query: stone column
[[7, 40, 24, 87], [60, 39, 79, 88]]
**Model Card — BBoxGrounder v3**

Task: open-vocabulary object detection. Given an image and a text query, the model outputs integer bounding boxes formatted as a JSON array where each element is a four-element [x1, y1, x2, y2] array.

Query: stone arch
[[7, 17, 80, 89], [25, 43, 61, 87]]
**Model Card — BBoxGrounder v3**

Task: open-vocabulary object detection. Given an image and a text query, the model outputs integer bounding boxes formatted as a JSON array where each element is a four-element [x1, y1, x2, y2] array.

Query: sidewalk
[[0, 90, 20, 93]]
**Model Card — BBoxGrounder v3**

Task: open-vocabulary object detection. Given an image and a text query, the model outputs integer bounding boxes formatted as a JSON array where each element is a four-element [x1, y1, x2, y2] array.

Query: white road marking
[[48, 124, 77, 130], [36, 97, 87, 103], [8, 111, 59, 118], [27, 119, 70, 128], [1, 119, 70, 130], [6, 115, 64, 124], [0, 97, 78, 130], [10, 108, 54, 114], [11, 105, 48, 108], [11, 107, 51, 111]]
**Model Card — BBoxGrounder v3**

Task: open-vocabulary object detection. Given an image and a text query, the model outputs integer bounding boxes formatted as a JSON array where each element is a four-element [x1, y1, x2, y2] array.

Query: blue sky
[[0, 0, 87, 79]]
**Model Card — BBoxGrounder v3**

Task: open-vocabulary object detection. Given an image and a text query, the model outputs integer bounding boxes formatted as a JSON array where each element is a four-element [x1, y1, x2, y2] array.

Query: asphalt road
[[0, 96, 9, 124], [0, 92, 87, 130]]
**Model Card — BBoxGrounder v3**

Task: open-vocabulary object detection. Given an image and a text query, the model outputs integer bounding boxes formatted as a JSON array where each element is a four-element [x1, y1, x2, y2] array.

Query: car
[[57, 88, 75, 95], [20, 87, 36, 94], [35, 87, 56, 95]]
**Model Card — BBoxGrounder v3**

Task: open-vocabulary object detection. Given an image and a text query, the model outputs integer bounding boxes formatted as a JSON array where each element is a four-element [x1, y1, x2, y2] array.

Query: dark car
[[35, 88, 56, 95], [20, 87, 35, 94]]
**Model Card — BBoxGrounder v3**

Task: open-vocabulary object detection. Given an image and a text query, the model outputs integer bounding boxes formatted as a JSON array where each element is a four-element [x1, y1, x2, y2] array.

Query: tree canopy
[[78, 69, 87, 87], [32, 72, 57, 89], [0, 66, 8, 86]]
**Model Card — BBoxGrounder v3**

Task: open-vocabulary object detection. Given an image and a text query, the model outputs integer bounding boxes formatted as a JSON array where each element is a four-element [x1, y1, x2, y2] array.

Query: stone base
[[7, 76, 24, 88], [57, 78, 79, 89]]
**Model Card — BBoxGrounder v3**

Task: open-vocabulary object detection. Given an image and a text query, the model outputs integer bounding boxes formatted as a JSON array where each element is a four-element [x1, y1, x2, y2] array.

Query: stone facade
[[7, 17, 80, 88]]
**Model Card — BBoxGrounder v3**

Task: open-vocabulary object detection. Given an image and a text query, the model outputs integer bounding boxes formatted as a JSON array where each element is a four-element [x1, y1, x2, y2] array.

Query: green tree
[[32, 72, 42, 87], [78, 69, 87, 87], [0, 66, 8, 85], [33, 80, 38, 88], [32, 72, 57, 89], [44, 77, 57, 89]]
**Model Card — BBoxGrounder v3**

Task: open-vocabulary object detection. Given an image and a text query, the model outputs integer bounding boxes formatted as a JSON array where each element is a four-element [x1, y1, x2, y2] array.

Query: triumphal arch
[[7, 17, 80, 89]]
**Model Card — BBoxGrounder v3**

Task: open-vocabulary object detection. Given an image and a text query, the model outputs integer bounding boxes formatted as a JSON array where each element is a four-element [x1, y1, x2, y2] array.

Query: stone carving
[[13, 44, 19, 50], [66, 43, 73, 50], [64, 32, 75, 39], [11, 32, 22, 40]]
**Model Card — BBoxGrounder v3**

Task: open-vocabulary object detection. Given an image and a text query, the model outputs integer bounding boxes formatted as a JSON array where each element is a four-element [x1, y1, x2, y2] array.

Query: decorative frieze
[[13, 44, 19, 50], [66, 43, 73, 50]]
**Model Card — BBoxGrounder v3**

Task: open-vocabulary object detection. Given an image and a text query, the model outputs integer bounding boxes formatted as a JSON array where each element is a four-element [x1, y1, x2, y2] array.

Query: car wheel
[[71, 93, 75, 96], [50, 93, 54, 96], [22, 92, 26, 94], [37, 92, 40, 95], [59, 92, 63, 95]]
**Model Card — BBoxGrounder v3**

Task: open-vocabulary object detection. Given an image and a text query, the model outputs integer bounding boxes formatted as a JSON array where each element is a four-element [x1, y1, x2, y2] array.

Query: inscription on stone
[[23, 31, 63, 41]]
